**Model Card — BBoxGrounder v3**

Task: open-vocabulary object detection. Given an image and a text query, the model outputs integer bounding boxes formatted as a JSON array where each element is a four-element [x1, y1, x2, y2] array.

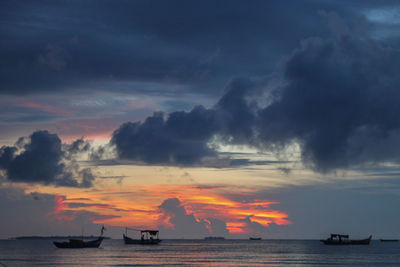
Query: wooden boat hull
[[249, 237, 262, 240], [123, 234, 161, 245], [321, 235, 371, 245], [54, 237, 103, 248]]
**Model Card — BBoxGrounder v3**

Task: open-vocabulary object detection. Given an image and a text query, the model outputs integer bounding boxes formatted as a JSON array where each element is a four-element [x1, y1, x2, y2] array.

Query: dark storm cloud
[[0, 146, 16, 169], [0, 0, 358, 96], [111, 14, 400, 172], [110, 77, 262, 165], [0, 130, 95, 187], [258, 32, 400, 171], [111, 106, 217, 165], [256, 25, 400, 171], [214, 78, 258, 144]]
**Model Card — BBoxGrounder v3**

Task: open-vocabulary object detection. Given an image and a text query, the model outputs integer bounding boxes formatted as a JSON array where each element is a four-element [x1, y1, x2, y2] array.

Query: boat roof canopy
[[331, 234, 349, 238], [141, 230, 159, 235], [126, 227, 159, 235]]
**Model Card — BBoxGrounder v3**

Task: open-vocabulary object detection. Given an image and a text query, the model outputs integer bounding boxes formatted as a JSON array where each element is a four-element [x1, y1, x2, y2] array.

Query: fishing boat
[[249, 237, 262, 240], [380, 239, 399, 242], [320, 234, 372, 245], [53, 226, 106, 248], [53, 237, 103, 248], [123, 228, 161, 245]]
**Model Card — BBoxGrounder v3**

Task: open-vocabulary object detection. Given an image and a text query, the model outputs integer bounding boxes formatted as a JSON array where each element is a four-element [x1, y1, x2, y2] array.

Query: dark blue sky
[[1, 0, 393, 97]]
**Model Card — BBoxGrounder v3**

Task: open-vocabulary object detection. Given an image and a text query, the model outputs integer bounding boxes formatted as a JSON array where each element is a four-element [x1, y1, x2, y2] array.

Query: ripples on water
[[1, 239, 400, 266]]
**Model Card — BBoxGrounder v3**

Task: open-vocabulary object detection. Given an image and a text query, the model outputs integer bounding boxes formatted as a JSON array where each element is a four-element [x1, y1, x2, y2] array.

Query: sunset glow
[[39, 184, 291, 235]]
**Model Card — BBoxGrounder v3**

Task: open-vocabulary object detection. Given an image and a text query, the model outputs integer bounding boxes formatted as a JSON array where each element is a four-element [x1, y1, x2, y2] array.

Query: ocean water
[[1, 239, 400, 266]]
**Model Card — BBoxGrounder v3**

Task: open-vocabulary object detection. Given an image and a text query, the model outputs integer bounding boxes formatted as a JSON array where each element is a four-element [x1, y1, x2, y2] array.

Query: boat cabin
[[329, 234, 349, 242], [140, 230, 159, 241], [123, 228, 161, 245]]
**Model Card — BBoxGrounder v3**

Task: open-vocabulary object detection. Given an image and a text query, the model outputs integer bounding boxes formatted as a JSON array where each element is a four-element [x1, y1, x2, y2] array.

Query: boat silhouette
[[123, 228, 161, 245], [321, 234, 372, 245], [53, 226, 105, 248]]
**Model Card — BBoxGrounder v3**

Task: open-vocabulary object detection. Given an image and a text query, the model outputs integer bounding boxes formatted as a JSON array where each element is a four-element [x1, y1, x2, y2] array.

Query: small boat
[[249, 237, 262, 240], [321, 234, 372, 245], [123, 228, 161, 245], [53, 226, 105, 249], [53, 237, 103, 248], [380, 239, 399, 242]]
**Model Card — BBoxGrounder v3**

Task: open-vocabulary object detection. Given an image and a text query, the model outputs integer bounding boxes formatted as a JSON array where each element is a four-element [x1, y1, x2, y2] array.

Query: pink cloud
[[18, 101, 71, 115]]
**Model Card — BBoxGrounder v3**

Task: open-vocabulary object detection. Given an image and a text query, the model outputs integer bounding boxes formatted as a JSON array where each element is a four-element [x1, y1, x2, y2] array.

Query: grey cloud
[[110, 77, 259, 165], [0, 146, 16, 169], [240, 216, 269, 235], [64, 138, 92, 161], [215, 77, 258, 144], [0, 0, 365, 97], [66, 138, 91, 155], [0, 130, 96, 187], [258, 32, 400, 171], [207, 218, 229, 236], [30, 192, 41, 200], [79, 168, 96, 188], [158, 198, 210, 238], [228, 159, 290, 167], [111, 106, 217, 165], [0, 188, 109, 238]]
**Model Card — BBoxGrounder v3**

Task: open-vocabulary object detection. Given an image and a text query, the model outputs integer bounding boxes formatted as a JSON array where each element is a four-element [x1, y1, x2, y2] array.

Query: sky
[[1, 0, 400, 239]]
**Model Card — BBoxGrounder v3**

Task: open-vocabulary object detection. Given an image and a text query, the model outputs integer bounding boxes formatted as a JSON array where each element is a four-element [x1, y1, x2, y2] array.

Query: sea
[[1, 239, 400, 266]]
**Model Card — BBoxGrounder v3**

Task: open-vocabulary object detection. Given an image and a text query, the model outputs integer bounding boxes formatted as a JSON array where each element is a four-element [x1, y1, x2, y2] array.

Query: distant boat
[[123, 228, 161, 245], [249, 237, 262, 240], [321, 234, 372, 245], [204, 236, 225, 240], [380, 239, 399, 242], [53, 226, 105, 248]]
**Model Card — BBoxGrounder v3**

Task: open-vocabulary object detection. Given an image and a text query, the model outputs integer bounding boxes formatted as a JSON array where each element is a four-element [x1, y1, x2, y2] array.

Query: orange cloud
[[49, 194, 75, 221], [226, 221, 248, 234], [55, 184, 290, 235]]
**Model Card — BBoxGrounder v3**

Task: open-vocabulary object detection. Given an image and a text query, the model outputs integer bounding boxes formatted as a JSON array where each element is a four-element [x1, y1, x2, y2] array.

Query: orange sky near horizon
[[43, 184, 291, 235]]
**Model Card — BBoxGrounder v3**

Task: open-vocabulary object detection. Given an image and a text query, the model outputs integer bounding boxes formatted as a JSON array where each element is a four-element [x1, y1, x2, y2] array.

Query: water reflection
[[1, 239, 400, 266]]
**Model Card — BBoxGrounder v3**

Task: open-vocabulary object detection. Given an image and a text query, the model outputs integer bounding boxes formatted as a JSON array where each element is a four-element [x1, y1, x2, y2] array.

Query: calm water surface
[[1, 239, 400, 266]]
